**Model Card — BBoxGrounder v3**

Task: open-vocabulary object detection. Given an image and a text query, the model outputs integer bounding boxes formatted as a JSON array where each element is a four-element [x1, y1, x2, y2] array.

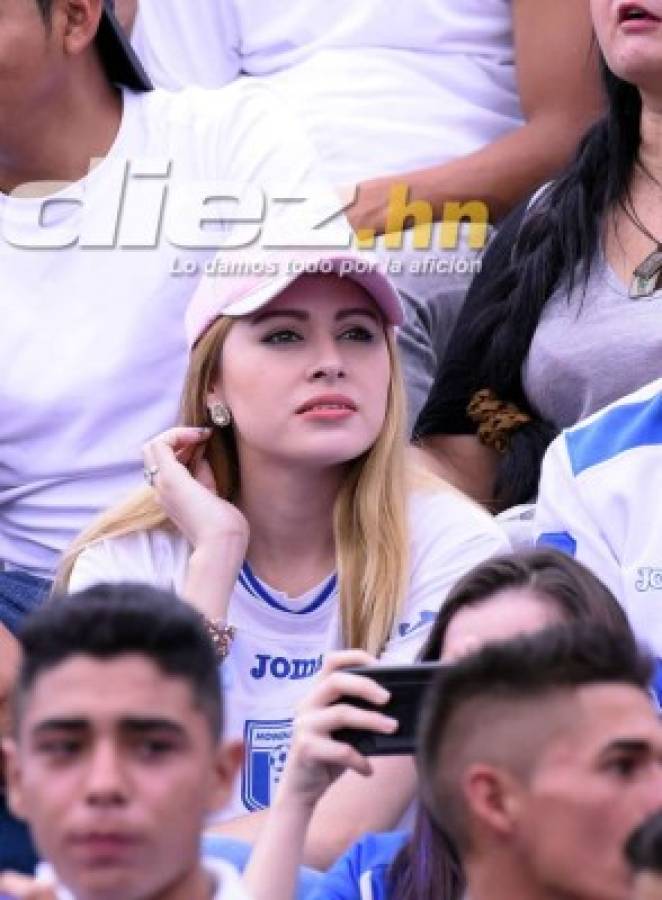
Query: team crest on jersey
[[242, 718, 293, 812]]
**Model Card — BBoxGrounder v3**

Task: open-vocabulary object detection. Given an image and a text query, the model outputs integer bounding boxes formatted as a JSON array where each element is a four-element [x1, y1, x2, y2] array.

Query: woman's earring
[[209, 402, 232, 428]]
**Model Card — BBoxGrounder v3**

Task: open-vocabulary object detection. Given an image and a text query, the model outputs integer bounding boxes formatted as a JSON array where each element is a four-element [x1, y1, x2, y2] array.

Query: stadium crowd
[[2, 1, 662, 898]]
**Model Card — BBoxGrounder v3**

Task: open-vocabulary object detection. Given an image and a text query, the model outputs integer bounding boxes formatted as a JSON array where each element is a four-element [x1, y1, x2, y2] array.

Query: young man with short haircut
[[417, 624, 662, 900], [245, 626, 662, 900], [1, 584, 247, 900]]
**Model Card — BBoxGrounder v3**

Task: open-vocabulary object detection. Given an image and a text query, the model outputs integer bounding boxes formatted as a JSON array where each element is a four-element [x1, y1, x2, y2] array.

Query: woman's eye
[[340, 325, 374, 342], [261, 329, 303, 345]]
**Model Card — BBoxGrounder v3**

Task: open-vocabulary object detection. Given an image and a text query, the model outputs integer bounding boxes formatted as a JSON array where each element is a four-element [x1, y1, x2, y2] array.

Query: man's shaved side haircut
[[418, 624, 653, 853], [13, 583, 223, 740]]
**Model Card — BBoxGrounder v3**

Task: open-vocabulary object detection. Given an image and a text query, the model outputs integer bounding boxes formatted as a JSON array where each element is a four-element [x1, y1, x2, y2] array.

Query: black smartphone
[[332, 663, 444, 755]]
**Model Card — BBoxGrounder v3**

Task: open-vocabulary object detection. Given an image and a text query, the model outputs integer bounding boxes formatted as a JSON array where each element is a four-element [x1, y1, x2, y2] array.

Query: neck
[[637, 103, 662, 187], [0, 56, 122, 195], [237, 456, 345, 593], [149, 862, 214, 900]]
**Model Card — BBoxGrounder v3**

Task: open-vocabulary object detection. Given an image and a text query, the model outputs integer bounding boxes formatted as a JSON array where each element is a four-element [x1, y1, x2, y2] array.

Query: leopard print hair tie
[[467, 388, 532, 454]]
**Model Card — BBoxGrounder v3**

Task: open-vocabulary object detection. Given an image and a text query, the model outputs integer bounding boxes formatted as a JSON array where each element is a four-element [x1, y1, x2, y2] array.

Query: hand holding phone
[[277, 650, 400, 809], [332, 663, 444, 755]]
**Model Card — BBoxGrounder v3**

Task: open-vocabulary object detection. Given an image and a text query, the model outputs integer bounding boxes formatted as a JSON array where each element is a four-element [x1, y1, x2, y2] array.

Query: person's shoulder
[[70, 527, 190, 592], [555, 377, 662, 479], [407, 479, 506, 541], [314, 832, 407, 900], [82, 525, 186, 558], [203, 857, 250, 900], [405, 481, 509, 577], [348, 830, 408, 869], [134, 81, 280, 130]]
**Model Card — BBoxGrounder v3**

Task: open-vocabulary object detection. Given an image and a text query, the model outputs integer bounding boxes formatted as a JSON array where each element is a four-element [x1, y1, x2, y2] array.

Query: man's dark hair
[[34, 0, 53, 21], [418, 624, 653, 854], [389, 550, 633, 900], [625, 811, 662, 875], [14, 583, 223, 740]]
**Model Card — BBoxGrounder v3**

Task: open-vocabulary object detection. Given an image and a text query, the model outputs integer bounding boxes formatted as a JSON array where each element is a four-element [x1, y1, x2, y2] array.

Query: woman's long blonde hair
[[57, 314, 411, 654]]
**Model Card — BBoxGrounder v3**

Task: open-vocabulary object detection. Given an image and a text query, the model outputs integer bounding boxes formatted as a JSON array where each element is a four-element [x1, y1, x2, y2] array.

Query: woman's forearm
[[183, 537, 246, 621], [351, 0, 603, 236], [243, 798, 313, 900], [350, 112, 598, 236]]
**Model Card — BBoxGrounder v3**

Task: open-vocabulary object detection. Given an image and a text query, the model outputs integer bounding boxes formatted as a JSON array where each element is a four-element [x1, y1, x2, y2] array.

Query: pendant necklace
[[624, 202, 662, 300]]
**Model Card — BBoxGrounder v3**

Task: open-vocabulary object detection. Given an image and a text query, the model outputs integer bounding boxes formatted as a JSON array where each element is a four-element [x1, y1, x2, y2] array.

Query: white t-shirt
[[37, 857, 249, 900], [69, 488, 509, 818], [0, 83, 343, 578], [132, 0, 523, 183], [534, 378, 662, 653]]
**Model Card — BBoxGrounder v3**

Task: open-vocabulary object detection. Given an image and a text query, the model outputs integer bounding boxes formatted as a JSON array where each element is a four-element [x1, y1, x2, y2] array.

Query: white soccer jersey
[[69, 488, 509, 817], [535, 377, 662, 654]]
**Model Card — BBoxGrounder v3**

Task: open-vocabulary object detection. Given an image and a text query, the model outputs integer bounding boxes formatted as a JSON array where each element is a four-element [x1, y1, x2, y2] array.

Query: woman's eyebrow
[[249, 307, 380, 324], [249, 309, 308, 324], [335, 307, 380, 322]]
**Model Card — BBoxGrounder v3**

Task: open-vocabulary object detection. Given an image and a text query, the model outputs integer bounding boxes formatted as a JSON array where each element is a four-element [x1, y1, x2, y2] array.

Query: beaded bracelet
[[202, 618, 236, 663]]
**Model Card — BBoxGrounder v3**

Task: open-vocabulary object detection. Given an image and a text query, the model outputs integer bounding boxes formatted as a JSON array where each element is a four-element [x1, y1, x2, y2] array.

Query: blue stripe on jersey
[[239, 563, 338, 615], [308, 831, 408, 900], [566, 392, 662, 476], [652, 659, 662, 710], [536, 531, 577, 557]]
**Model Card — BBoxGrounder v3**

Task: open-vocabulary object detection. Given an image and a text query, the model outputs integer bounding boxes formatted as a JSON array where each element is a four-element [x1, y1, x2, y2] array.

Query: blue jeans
[[0, 793, 38, 875], [0, 571, 51, 637], [0, 571, 50, 873]]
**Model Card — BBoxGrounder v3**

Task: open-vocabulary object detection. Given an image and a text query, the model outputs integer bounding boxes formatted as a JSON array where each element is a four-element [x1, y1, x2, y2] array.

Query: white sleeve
[[132, 0, 241, 90], [380, 491, 511, 663], [172, 81, 349, 253], [68, 540, 135, 593], [534, 436, 623, 599], [68, 532, 183, 595]]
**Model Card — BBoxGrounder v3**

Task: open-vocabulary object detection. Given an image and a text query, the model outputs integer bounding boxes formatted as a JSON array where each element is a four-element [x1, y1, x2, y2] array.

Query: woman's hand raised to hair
[[143, 428, 249, 621], [275, 650, 398, 812], [143, 427, 249, 552]]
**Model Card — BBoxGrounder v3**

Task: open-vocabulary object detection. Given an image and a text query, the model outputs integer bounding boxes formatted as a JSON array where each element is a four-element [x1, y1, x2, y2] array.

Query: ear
[[463, 763, 523, 840], [113, 0, 138, 33], [56, 0, 103, 58], [2, 737, 27, 821], [206, 384, 229, 417], [206, 740, 244, 815]]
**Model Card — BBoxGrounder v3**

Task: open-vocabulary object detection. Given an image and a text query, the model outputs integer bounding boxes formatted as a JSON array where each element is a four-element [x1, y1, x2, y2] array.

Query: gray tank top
[[522, 255, 662, 429]]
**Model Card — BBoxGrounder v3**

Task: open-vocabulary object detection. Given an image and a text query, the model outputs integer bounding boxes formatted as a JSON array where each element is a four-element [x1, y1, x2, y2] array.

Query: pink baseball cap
[[185, 248, 404, 349]]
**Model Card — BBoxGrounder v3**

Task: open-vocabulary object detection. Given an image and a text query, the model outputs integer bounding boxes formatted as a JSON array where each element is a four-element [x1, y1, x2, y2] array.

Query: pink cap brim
[[186, 251, 404, 349]]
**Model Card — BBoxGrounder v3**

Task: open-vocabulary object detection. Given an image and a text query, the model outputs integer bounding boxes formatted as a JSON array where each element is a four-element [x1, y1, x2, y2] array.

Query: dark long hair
[[387, 548, 634, 900], [415, 62, 641, 509]]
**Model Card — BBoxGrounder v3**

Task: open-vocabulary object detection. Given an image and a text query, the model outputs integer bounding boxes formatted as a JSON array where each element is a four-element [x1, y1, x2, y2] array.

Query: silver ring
[[144, 465, 160, 487]]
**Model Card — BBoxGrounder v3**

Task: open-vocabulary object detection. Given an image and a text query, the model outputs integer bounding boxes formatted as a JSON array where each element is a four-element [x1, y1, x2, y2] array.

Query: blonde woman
[[59, 249, 508, 867]]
